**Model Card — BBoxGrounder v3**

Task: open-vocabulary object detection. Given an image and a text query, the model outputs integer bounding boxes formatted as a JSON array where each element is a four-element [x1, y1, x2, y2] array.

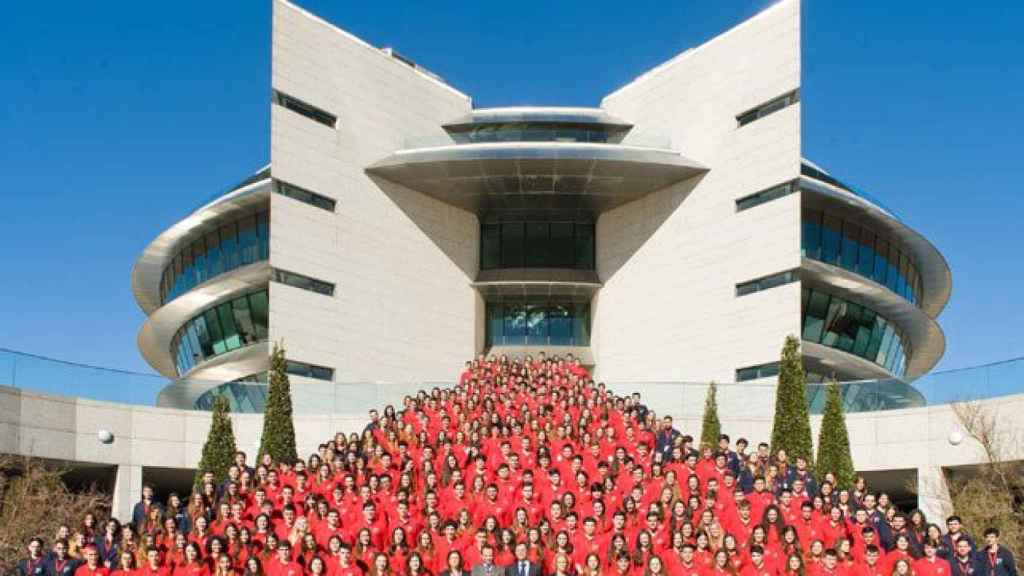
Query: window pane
[[857, 228, 875, 279], [549, 223, 574, 268], [504, 300, 526, 344], [525, 222, 549, 267], [481, 224, 501, 269], [501, 223, 524, 268], [841, 221, 859, 272], [193, 315, 214, 358], [802, 210, 822, 260], [803, 290, 830, 343], [217, 303, 242, 351], [257, 210, 270, 261], [248, 291, 269, 340], [548, 304, 572, 345], [205, 309, 226, 355], [238, 214, 258, 266], [575, 223, 595, 269], [232, 297, 256, 345], [525, 303, 548, 345], [873, 238, 889, 285], [821, 297, 845, 347], [192, 239, 207, 285], [821, 214, 841, 265], [220, 222, 240, 272], [206, 231, 223, 277]]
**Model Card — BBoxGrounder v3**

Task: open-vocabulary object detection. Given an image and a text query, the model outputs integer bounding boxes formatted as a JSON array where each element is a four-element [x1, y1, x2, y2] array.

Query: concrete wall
[[268, 0, 478, 383], [0, 384, 366, 522], [594, 0, 802, 383]]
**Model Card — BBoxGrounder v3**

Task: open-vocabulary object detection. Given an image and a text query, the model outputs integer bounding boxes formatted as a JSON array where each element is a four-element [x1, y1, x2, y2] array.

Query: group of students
[[14, 353, 1019, 576]]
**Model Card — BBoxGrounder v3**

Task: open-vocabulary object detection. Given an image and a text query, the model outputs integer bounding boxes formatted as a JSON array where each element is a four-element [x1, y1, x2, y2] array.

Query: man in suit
[[471, 545, 499, 576], [506, 542, 542, 576]]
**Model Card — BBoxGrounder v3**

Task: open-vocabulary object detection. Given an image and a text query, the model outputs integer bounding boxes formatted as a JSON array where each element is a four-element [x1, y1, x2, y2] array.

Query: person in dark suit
[[505, 542, 542, 576]]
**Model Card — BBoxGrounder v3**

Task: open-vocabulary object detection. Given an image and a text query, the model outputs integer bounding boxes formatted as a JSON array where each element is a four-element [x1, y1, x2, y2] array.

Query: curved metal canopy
[[800, 258, 946, 377], [800, 177, 952, 319], [131, 169, 271, 315], [366, 142, 707, 214]]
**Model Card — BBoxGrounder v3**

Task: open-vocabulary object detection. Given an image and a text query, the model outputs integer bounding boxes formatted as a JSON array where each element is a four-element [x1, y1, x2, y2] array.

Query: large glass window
[[447, 122, 627, 144], [801, 209, 922, 306], [485, 297, 591, 347], [171, 289, 269, 376], [801, 288, 910, 377], [159, 210, 270, 305], [481, 219, 595, 270]]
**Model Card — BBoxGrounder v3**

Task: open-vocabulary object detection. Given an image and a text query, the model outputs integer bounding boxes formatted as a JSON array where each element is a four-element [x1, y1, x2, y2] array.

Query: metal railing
[[1, 347, 1022, 416]]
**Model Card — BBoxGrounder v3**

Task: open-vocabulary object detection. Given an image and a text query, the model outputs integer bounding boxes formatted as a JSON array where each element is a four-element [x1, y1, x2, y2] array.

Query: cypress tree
[[770, 335, 815, 467], [258, 342, 298, 464], [816, 378, 856, 488], [195, 394, 237, 487], [700, 382, 722, 449]]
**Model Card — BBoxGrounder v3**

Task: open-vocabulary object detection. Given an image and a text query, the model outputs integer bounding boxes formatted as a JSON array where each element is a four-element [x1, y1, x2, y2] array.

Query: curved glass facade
[[194, 373, 268, 411], [160, 210, 270, 305], [448, 123, 627, 144], [171, 289, 269, 376], [802, 288, 909, 376], [481, 220, 595, 270], [486, 298, 591, 347], [802, 208, 921, 305]]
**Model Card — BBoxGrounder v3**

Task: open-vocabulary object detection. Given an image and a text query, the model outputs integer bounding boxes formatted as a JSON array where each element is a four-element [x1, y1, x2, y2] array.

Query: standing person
[[74, 546, 110, 576], [139, 548, 171, 576], [942, 518, 975, 556], [470, 546, 499, 576], [505, 543, 541, 576], [979, 529, 1016, 576], [950, 540, 983, 576], [18, 538, 48, 576], [654, 417, 680, 459], [134, 485, 163, 532], [45, 539, 81, 576], [439, 551, 467, 576], [913, 542, 953, 576]]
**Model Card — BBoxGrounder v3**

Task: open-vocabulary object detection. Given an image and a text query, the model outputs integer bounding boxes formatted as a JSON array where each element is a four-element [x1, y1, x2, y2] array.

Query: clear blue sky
[[1, 0, 1022, 377]]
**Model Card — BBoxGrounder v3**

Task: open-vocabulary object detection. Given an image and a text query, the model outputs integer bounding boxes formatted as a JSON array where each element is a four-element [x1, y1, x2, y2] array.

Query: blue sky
[[1, 0, 1022, 378]]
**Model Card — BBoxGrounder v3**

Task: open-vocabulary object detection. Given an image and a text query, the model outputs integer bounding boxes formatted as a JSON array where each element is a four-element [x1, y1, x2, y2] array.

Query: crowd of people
[[14, 353, 1018, 576]]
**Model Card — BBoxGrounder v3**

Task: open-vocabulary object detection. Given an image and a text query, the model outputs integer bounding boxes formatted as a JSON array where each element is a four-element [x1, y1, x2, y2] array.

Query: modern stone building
[[131, 0, 948, 412]]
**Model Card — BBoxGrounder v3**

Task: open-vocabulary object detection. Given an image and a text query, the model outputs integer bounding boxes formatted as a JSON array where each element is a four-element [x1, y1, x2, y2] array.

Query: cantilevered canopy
[[366, 142, 707, 214]]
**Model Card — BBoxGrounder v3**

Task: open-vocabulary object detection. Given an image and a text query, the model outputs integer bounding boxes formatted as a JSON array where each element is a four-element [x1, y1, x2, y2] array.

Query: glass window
[[220, 222, 239, 272], [575, 223, 595, 269], [886, 243, 901, 294], [841, 221, 860, 272], [857, 228, 875, 279], [217, 303, 241, 351], [249, 291, 269, 341], [500, 223, 525, 268], [238, 214, 258, 266], [257, 210, 270, 261], [481, 223, 501, 269], [204, 309, 225, 355], [275, 91, 337, 128], [821, 214, 842, 265], [853, 308, 875, 357], [549, 223, 574, 268], [193, 314, 214, 358], [802, 210, 822, 260], [803, 290, 830, 342], [181, 250, 195, 295], [548, 304, 572, 345], [821, 297, 845, 348], [503, 300, 527, 345], [232, 297, 256, 345], [873, 238, 889, 286], [192, 238, 207, 285], [205, 230, 223, 278], [525, 303, 548, 345], [525, 222, 549, 267]]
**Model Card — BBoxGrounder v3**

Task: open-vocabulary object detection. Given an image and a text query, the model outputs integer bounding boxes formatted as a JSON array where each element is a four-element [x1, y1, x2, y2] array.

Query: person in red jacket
[[74, 546, 110, 576], [741, 547, 775, 576], [914, 542, 953, 576], [139, 549, 171, 576], [265, 542, 302, 576]]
